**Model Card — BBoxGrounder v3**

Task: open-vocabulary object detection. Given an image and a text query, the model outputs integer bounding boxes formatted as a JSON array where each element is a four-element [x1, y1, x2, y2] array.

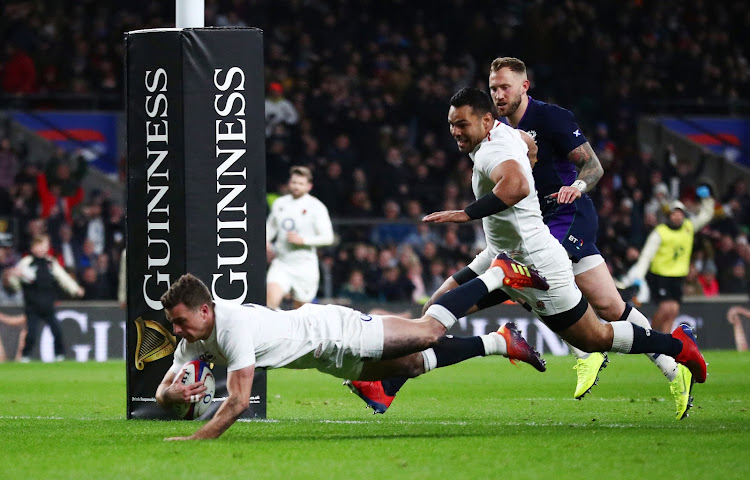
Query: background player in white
[[347, 88, 706, 416], [155, 269, 548, 440], [488, 57, 695, 416], [266, 166, 334, 310]]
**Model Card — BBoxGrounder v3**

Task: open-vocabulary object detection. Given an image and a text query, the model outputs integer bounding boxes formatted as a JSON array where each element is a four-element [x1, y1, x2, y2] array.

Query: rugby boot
[[669, 364, 695, 420], [573, 352, 609, 400], [344, 380, 394, 414], [490, 253, 549, 290], [672, 324, 707, 383], [497, 322, 546, 372]]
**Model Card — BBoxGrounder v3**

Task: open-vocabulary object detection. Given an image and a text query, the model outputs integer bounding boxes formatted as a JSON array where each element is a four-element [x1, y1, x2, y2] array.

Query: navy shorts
[[542, 194, 601, 263]]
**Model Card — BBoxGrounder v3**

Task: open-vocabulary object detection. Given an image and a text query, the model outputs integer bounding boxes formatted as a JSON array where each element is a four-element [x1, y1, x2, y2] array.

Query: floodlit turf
[[3, 351, 749, 480]]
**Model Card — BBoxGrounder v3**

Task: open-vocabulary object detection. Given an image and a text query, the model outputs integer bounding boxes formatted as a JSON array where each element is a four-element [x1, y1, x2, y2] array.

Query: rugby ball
[[172, 359, 216, 420]]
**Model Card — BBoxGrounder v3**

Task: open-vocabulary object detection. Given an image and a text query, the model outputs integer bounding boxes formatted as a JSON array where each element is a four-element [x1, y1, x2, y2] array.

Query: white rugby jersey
[[470, 121, 558, 264], [170, 301, 344, 373], [266, 193, 334, 264]]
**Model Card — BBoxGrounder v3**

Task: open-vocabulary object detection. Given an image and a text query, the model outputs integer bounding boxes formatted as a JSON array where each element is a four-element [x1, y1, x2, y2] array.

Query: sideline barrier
[[2, 297, 746, 362]]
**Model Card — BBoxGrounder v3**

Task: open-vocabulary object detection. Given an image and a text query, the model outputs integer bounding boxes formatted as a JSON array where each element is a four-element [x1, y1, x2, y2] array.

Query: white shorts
[[284, 304, 384, 379], [572, 254, 605, 276], [468, 243, 583, 318], [267, 259, 320, 302]]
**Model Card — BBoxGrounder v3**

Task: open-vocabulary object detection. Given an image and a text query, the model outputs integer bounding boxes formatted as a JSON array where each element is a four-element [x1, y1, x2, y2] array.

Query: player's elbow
[[517, 181, 531, 199], [592, 162, 604, 184], [230, 394, 250, 413], [506, 180, 530, 204]]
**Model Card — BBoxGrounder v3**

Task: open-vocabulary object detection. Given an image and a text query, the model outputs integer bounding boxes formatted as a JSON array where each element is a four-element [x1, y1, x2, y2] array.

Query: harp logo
[[134, 317, 177, 370]]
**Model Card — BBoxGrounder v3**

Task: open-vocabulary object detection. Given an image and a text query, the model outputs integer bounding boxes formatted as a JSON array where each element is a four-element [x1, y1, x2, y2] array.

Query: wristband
[[571, 180, 587, 192], [464, 192, 509, 220]]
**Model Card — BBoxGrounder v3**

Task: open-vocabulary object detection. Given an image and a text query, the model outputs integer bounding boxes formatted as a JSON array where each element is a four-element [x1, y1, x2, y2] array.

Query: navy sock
[[434, 278, 489, 319], [379, 336, 485, 396], [618, 303, 632, 321], [381, 377, 408, 396], [630, 325, 682, 357], [434, 336, 486, 368]]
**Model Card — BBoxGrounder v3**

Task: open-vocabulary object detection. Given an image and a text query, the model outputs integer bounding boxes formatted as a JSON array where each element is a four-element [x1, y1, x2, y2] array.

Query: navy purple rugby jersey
[[514, 96, 588, 214]]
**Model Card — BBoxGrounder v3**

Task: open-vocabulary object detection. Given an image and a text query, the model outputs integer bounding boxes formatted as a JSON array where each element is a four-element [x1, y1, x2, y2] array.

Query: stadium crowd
[[0, 0, 749, 306]]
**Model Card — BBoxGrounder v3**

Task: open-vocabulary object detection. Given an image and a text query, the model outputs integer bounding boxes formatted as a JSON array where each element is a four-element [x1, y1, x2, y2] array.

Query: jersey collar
[[469, 120, 502, 162]]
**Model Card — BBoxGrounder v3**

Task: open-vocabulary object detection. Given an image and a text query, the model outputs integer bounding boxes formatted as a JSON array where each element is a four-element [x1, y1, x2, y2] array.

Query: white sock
[[425, 304, 457, 330], [650, 354, 679, 381], [565, 340, 590, 360], [610, 321, 635, 353], [480, 332, 508, 356], [477, 267, 505, 292], [422, 349, 437, 373], [625, 307, 679, 381]]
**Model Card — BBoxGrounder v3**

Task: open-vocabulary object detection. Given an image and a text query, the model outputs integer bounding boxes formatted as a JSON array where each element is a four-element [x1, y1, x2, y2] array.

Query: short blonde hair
[[31, 234, 50, 247], [290, 166, 313, 182], [490, 57, 527, 75]]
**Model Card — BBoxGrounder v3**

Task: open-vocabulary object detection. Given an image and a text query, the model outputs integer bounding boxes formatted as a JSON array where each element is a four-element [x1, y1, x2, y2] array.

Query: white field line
[[0, 414, 703, 430]]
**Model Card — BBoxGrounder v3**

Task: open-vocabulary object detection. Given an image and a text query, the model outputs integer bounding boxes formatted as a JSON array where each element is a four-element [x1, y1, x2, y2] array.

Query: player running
[[266, 166, 334, 310], [485, 57, 698, 417], [347, 87, 706, 419]]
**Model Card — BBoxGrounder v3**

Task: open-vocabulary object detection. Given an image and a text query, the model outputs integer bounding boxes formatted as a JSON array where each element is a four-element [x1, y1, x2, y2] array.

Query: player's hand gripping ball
[[172, 359, 215, 420]]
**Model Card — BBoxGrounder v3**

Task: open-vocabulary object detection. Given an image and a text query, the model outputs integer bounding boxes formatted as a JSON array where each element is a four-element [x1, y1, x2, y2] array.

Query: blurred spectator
[[54, 223, 81, 275], [714, 234, 740, 291], [5, 234, 83, 362], [682, 263, 703, 297], [369, 200, 417, 246], [77, 239, 98, 271], [375, 265, 414, 302], [95, 253, 117, 298], [2, 43, 37, 94], [36, 168, 84, 225], [0, 138, 19, 214], [79, 266, 105, 300], [104, 203, 125, 255], [313, 161, 349, 214], [644, 182, 671, 224], [337, 269, 372, 303], [0, 245, 22, 305], [697, 261, 720, 297], [721, 260, 748, 295], [82, 200, 106, 255], [264, 82, 299, 137]]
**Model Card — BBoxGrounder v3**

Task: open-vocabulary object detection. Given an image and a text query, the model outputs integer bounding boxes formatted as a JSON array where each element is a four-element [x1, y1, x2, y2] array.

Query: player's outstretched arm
[[165, 365, 255, 441], [423, 160, 529, 224]]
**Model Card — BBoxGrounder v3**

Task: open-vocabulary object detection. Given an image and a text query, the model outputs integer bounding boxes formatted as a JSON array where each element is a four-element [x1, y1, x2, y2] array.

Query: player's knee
[[659, 300, 679, 317], [419, 321, 443, 348], [591, 295, 625, 322], [403, 355, 426, 378]]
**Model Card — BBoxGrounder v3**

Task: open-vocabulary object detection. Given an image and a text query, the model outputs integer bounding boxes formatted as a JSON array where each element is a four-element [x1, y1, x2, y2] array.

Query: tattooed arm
[[551, 142, 605, 204], [569, 142, 604, 191]]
